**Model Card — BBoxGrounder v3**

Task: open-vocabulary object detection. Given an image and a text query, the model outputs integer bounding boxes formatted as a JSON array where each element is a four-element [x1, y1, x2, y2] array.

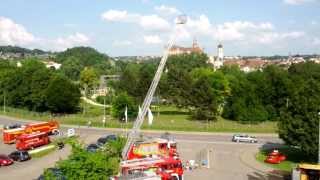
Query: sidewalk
[[0, 114, 278, 137]]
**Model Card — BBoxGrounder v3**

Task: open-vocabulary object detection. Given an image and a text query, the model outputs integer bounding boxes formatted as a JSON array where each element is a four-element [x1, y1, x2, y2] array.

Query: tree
[[117, 63, 140, 98], [45, 137, 125, 180], [45, 75, 81, 113], [80, 67, 98, 96], [188, 68, 230, 120], [163, 53, 209, 106], [60, 57, 82, 80], [278, 62, 320, 160], [111, 92, 137, 120]]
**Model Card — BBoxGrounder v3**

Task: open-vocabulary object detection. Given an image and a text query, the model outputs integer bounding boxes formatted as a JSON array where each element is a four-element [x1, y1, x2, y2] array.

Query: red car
[[265, 150, 287, 164], [0, 154, 14, 166]]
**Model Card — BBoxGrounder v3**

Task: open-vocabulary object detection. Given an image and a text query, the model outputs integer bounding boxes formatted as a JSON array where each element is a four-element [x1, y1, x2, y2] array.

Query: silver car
[[232, 134, 258, 143]]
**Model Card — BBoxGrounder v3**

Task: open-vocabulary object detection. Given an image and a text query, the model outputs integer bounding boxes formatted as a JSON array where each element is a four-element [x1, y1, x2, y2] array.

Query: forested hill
[[54, 46, 113, 80], [0, 45, 49, 54]]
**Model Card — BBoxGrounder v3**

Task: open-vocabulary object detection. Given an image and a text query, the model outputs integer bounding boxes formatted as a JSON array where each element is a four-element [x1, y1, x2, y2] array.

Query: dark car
[[0, 154, 14, 166], [97, 134, 117, 147], [37, 168, 66, 180], [86, 143, 100, 152], [9, 151, 31, 162], [4, 123, 22, 130]]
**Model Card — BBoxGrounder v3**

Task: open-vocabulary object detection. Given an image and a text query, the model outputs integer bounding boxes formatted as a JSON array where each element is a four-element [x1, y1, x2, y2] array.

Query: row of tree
[[0, 59, 80, 113]]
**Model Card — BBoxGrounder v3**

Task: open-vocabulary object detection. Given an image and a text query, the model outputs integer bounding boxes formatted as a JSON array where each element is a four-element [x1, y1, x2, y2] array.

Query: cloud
[[52, 33, 90, 51], [257, 31, 305, 44], [101, 10, 133, 22], [154, 5, 180, 15], [171, 14, 306, 46], [144, 35, 162, 44], [112, 40, 132, 47], [311, 20, 318, 25], [139, 15, 170, 31], [284, 0, 316, 5], [101, 10, 170, 31], [0, 17, 35, 46]]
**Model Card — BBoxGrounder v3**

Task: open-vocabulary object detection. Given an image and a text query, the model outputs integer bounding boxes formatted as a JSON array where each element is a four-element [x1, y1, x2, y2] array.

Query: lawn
[[256, 145, 309, 172], [0, 102, 277, 133]]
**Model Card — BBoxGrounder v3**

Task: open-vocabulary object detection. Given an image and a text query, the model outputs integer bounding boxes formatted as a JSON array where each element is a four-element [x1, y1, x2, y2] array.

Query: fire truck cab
[[24, 121, 59, 135], [16, 132, 50, 151], [2, 121, 59, 144]]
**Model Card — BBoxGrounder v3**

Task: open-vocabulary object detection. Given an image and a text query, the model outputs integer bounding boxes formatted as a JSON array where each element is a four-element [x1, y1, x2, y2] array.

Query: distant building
[[42, 61, 62, 70], [224, 59, 266, 73], [217, 43, 224, 60], [208, 43, 224, 70], [168, 39, 203, 55]]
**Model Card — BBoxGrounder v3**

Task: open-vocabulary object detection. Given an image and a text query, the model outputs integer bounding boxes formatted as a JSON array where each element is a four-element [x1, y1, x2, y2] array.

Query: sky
[[0, 0, 319, 56]]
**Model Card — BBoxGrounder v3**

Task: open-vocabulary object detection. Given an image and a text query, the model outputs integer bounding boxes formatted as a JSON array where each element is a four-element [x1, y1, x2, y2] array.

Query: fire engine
[[115, 156, 183, 180], [16, 132, 50, 150], [3, 121, 59, 144], [2, 127, 26, 144]]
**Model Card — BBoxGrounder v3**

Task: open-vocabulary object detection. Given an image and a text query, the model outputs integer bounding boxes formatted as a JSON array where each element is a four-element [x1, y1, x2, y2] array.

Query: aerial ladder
[[121, 15, 187, 160]]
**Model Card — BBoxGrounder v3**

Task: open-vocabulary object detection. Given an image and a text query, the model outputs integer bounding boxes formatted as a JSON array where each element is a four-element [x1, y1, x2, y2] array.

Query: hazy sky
[[0, 0, 319, 56]]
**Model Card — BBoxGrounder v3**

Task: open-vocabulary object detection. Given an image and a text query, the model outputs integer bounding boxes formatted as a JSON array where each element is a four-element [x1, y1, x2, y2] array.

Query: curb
[[29, 144, 56, 155]]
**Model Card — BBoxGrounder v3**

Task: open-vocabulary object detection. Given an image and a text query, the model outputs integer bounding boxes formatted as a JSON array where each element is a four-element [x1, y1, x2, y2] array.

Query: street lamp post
[[318, 112, 320, 164], [103, 96, 106, 127], [3, 91, 6, 113]]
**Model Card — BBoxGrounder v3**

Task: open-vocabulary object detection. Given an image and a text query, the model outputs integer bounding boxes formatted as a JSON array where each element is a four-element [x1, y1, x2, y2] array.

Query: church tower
[[217, 43, 224, 60]]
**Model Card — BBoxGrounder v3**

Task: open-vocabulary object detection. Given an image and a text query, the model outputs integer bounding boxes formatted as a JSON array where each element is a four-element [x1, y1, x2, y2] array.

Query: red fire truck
[[2, 127, 26, 144], [3, 121, 59, 144], [127, 138, 178, 160], [116, 157, 183, 180], [16, 132, 50, 151]]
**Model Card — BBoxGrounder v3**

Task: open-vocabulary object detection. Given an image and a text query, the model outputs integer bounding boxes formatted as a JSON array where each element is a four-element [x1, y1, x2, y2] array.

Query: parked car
[[232, 134, 258, 143], [86, 143, 100, 152], [3, 123, 22, 130], [9, 151, 31, 162], [265, 149, 287, 164], [37, 168, 66, 180], [97, 134, 117, 146], [0, 154, 13, 166]]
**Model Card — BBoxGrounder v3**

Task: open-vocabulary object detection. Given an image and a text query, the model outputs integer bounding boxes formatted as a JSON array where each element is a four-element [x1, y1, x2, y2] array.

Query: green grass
[[0, 103, 277, 133], [256, 146, 311, 172]]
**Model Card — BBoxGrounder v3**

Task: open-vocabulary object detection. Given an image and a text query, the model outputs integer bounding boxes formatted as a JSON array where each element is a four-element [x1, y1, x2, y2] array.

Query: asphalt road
[[0, 116, 284, 180]]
